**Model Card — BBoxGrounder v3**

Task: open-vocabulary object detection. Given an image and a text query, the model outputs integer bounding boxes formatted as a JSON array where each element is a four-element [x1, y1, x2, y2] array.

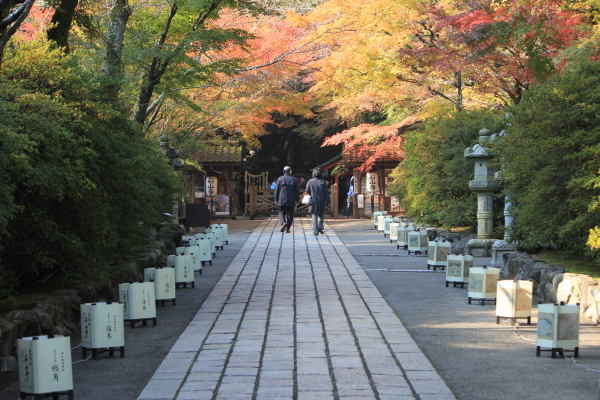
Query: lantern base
[[128, 317, 158, 328], [156, 298, 176, 306], [20, 390, 74, 400], [82, 345, 125, 360], [407, 250, 428, 256], [397, 245, 408, 250], [536, 346, 579, 359], [427, 264, 446, 271], [468, 296, 496, 305], [446, 281, 467, 288], [201, 260, 213, 266], [176, 281, 195, 288], [496, 316, 531, 326]]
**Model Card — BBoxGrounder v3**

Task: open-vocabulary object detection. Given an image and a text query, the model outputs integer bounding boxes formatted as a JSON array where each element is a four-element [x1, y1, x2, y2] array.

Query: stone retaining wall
[[0, 224, 182, 374], [502, 251, 600, 324]]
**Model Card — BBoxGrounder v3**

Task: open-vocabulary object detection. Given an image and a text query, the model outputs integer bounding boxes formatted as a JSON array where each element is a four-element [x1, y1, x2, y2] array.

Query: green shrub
[[391, 109, 504, 228], [491, 59, 600, 255], [0, 41, 179, 296]]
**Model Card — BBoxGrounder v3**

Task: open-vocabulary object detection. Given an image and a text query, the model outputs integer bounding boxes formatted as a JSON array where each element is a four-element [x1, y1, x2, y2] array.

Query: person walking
[[345, 176, 355, 217], [274, 166, 299, 233], [306, 167, 330, 236]]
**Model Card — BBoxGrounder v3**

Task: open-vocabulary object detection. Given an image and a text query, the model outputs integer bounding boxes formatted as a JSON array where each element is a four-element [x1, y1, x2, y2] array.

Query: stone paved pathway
[[138, 218, 455, 400]]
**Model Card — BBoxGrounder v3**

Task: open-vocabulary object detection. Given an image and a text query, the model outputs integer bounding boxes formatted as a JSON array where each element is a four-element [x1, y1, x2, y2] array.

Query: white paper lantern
[[80, 302, 125, 358], [445, 254, 472, 288], [373, 211, 386, 228], [118, 282, 157, 327], [208, 226, 225, 249], [427, 240, 451, 270], [184, 246, 202, 274], [389, 222, 399, 243], [193, 238, 213, 266], [407, 230, 428, 255], [382, 216, 395, 237], [467, 266, 499, 304], [496, 280, 533, 325], [166, 254, 176, 268], [536, 303, 580, 358], [144, 267, 176, 305], [211, 223, 229, 244], [18, 335, 73, 397], [174, 254, 195, 288], [197, 231, 217, 254], [396, 224, 415, 250], [377, 215, 386, 233]]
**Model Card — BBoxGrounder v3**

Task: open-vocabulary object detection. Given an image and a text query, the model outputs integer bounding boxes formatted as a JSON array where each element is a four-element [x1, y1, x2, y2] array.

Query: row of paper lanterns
[[372, 212, 580, 359], [16, 224, 229, 398]]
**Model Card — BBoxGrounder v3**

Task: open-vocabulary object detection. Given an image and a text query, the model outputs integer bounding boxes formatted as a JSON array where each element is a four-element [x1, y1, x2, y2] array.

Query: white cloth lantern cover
[[467, 266, 499, 304], [80, 302, 125, 358], [445, 254, 472, 288], [17, 335, 73, 397], [536, 302, 580, 358], [496, 280, 533, 325]]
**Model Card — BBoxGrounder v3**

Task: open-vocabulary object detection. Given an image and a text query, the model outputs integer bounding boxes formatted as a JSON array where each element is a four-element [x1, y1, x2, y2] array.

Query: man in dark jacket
[[274, 166, 299, 233]]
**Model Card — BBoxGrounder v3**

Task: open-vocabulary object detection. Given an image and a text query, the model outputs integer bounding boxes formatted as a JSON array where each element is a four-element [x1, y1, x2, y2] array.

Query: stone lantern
[[464, 128, 502, 256]]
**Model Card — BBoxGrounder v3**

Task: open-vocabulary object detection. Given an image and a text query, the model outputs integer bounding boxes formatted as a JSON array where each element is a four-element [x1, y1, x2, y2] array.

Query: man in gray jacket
[[274, 166, 299, 233]]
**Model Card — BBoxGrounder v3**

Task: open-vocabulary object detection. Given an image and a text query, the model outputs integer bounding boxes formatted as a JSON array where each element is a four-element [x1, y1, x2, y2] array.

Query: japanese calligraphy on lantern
[[206, 177, 218, 197], [366, 173, 379, 194]]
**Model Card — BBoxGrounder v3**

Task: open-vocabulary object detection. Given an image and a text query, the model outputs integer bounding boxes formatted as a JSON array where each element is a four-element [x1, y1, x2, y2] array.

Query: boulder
[[32, 302, 57, 333], [0, 356, 17, 373], [5, 310, 40, 339], [0, 319, 17, 357]]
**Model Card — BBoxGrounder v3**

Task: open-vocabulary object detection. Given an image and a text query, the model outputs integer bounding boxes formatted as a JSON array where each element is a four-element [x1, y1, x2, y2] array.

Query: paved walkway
[[138, 218, 455, 400]]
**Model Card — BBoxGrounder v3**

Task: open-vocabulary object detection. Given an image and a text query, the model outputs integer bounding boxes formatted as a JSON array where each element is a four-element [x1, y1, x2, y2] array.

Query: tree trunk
[[133, 0, 222, 132], [0, 0, 35, 67], [455, 70, 463, 112], [102, 0, 131, 101], [47, 0, 79, 52]]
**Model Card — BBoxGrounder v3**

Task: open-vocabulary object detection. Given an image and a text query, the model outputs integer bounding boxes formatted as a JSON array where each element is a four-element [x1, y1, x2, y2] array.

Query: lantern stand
[[119, 281, 158, 328], [80, 302, 125, 359], [495, 280, 533, 326], [17, 334, 74, 400], [445, 254, 472, 288], [467, 266, 499, 305], [174, 254, 195, 289], [396, 223, 415, 250], [389, 222, 399, 244], [536, 302, 580, 359], [144, 267, 176, 307], [407, 229, 428, 256], [427, 238, 451, 271], [211, 223, 229, 244]]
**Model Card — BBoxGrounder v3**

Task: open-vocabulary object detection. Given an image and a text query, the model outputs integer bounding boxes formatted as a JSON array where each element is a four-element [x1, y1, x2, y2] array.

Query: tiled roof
[[343, 146, 403, 164], [194, 145, 243, 163]]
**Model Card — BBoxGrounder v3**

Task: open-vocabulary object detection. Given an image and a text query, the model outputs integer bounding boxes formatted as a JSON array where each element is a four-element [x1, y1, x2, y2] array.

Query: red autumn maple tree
[[399, 0, 589, 107], [154, 7, 323, 150]]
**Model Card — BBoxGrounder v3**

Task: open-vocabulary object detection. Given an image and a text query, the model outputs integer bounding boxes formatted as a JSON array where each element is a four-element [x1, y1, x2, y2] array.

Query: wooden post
[[332, 183, 338, 218], [249, 184, 257, 220]]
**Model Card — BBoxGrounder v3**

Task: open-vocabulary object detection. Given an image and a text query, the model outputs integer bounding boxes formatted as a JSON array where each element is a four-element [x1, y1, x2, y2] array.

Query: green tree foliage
[[391, 108, 503, 228], [491, 58, 600, 253], [0, 40, 179, 297]]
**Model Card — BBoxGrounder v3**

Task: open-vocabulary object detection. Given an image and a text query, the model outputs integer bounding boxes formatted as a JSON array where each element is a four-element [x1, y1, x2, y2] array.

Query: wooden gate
[[245, 172, 336, 218], [245, 171, 276, 218]]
